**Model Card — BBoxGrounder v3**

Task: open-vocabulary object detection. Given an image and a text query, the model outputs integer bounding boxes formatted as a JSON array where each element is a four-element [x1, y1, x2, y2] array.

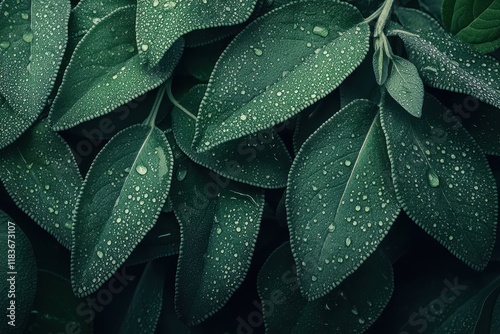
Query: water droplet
[[0, 41, 10, 49], [344, 160, 351, 167], [44, 185, 50, 190], [97, 251, 104, 258], [136, 165, 148, 175], [216, 227, 222, 234], [141, 44, 149, 52], [153, 0, 159, 7], [311, 275, 318, 282], [240, 114, 247, 121], [21, 12, 29, 20], [22, 30, 33, 43], [164, 1, 176, 9], [254, 48, 263, 56], [345, 238, 351, 247], [176, 169, 187, 181], [312, 26, 329, 37], [328, 224, 335, 232], [427, 169, 440, 188], [92, 17, 101, 25]]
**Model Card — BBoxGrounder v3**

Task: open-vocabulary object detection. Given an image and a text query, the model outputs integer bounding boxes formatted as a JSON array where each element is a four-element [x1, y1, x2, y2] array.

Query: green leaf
[[380, 93, 498, 270], [257, 242, 394, 333], [0, 119, 82, 249], [49, 6, 182, 131], [462, 103, 500, 156], [120, 260, 167, 334], [171, 150, 264, 325], [385, 55, 424, 117], [72, 124, 173, 297], [373, 47, 390, 86], [136, 0, 257, 68], [491, 293, 500, 334], [419, 0, 443, 20], [172, 84, 292, 189], [286, 100, 399, 300], [0, 210, 37, 333], [441, 0, 500, 53], [389, 8, 500, 109], [193, 0, 370, 152], [0, 0, 70, 148]]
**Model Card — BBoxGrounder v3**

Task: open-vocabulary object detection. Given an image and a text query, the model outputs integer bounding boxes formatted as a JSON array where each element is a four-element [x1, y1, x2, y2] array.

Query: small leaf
[[50, 6, 183, 131], [120, 260, 167, 334], [389, 8, 500, 109], [462, 103, 500, 156], [72, 124, 173, 297], [171, 149, 264, 325], [0, 118, 82, 249], [380, 93, 498, 270], [286, 100, 399, 300], [0, 0, 70, 148], [136, 0, 257, 68], [441, 0, 500, 53], [373, 47, 390, 85], [257, 242, 394, 333], [385, 55, 424, 117], [0, 211, 37, 333], [193, 0, 370, 152], [172, 84, 292, 189]]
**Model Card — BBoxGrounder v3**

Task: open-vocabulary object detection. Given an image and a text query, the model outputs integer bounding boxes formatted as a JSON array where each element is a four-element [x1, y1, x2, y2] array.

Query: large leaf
[[462, 103, 500, 156], [380, 93, 498, 270], [286, 100, 399, 300], [172, 84, 292, 189], [257, 242, 394, 333], [0, 119, 82, 249], [72, 124, 173, 297], [50, 6, 182, 131], [0, 0, 70, 148], [136, 0, 257, 68], [171, 148, 264, 325], [192, 0, 370, 152], [442, 0, 500, 53], [0, 211, 37, 333], [389, 8, 500, 109]]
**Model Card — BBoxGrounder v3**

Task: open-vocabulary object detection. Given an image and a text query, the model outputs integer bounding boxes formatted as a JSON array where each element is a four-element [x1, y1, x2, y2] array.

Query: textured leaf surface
[[380, 94, 498, 270], [286, 100, 399, 300], [0, 119, 82, 249], [257, 243, 394, 333], [50, 6, 182, 131], [462, 103, 500, 156], [0, 0, 70, 148], [172, 84, 291, 189], [136, 0, 257, 68], [385, 55, 424, 117], [0, 211, 37, 333], [120, 260, 166, 334], [390, 8, 500, 109], [442, 0, 500, 53], [193, 0, 370, 152], [171, 150, 264, 325], [72, 124, 173, 297]]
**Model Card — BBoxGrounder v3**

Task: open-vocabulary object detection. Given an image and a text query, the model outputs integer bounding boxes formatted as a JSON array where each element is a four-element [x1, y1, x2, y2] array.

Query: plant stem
[[144, 81, 168, 128], [166, 78, 198, 121]]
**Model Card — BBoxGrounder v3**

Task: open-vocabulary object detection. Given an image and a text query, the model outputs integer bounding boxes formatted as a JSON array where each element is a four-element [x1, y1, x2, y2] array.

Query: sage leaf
[[257, 242, 394, 333], [193, 0, 370, 152], [136, 0, 257, 68], [389, 8, 500, 109], [442, 0, 500, 53], [373, 47, 390, 85], [419, 0, 443, 20], [0, 211, 37, 333], [286, 100, 399, 301], [380, 93, 498, 270], [385, 55, 424, 117], [462, 103, 500, 156], [492, 294, 500, 334], [50, 6, 183, 131], [172, 84, 292, 189], [0, 0, 70, 148], [171, 150, 264, 325], [72, 124, 173, 297], [0, 118, 82, 249]]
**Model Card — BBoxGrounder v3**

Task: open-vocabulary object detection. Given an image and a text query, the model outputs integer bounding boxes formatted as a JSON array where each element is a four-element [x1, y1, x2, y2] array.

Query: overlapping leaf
[[0, 0, 70, 148], [380, 93, 498, 270], [72, 124, 173, 297], [193, 0, 370, 152], [287, 100, 399, 300]]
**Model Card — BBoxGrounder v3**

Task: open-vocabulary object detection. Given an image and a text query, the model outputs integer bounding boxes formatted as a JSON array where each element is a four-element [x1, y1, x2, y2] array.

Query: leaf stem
[[374, 0, 394, 37], [166, 78, 198, 121], [144, 81, 168, 128]]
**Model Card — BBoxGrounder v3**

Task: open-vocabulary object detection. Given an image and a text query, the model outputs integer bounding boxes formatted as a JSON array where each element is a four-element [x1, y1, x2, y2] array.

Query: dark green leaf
[[0, 119, 82, 249], [171, 150, 264, 325], [257, 242, 394, 333], [0, 0, 70, 148], [373, 47, 390, 85], [462, 103, 500, 156], [287, 100, 399, 300], [419, 0, 443, 20], [72, 124, 173, 297], [193, 0, 370, 152], [380, 93, 498, 270], [50, 6, 182, 131], [172, 84, 291, 189], [491, 293, 500, 334]]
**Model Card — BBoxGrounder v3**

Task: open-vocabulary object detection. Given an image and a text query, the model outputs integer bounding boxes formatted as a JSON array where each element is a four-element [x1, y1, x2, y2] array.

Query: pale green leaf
[[72, 124, 173, 297], [193, 0, 370, 152], [373, 47, 390, 85], [50, 6, 183, 131], [0, 118, 82, 249], [380, 93, 498, 270], [0, 0, 70, 148], [286, 100, 399, 300]]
